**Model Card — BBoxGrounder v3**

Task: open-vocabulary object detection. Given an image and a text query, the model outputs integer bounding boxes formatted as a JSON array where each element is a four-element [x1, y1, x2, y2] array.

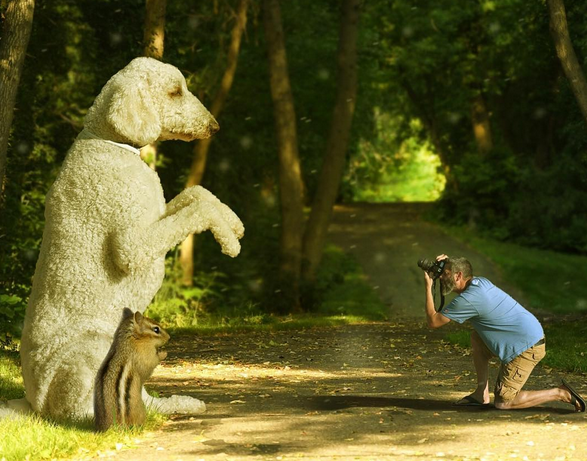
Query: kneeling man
[[424, 255, 584, 412]]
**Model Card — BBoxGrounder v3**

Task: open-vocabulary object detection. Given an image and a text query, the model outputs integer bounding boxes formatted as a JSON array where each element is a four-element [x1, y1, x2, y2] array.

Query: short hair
[[446, 257, 473, 279]]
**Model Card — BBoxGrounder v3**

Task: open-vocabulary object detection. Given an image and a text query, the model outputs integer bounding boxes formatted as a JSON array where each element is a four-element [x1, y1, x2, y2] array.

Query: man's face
[[440, 267, 456, 296]]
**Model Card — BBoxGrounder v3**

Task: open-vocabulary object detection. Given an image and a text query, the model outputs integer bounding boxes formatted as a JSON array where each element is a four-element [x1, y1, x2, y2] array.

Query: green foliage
[[365, 0, 587, 255], [148, 243, 388, 329], [451, 226, 587, 314], [3, 0, 587, 339], [0, 295, 26, 342], [147, 255, 265, 328], [312, 245, 388, 320], [344, 112, 445, 202]]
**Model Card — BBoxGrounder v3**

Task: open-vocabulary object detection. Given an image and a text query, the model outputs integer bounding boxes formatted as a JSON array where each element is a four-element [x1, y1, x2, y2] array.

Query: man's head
[[441, 257, 473, 295]]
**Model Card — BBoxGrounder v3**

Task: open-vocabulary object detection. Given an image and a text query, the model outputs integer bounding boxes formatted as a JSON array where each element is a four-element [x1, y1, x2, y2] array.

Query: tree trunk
[[179, 0, 249, 286], [470, 92, 493, 156], [140, 0, 166, 170], [547, 0, 587, 128], [301, 0, 360, 285], [143, 0, 166, 59], [0, 0, 35, 202], [263, 0, 305, 312]]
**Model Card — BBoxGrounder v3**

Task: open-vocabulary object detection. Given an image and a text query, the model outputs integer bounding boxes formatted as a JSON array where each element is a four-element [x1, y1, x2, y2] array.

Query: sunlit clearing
[[345, 111, 446, 203]]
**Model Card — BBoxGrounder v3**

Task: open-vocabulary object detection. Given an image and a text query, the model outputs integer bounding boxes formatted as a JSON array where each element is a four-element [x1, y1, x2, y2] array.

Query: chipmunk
[[94, 307, 169, 431]]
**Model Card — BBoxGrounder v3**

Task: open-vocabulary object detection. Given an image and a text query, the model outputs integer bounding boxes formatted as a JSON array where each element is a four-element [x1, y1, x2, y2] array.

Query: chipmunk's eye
[[153, 326, 160, 334]]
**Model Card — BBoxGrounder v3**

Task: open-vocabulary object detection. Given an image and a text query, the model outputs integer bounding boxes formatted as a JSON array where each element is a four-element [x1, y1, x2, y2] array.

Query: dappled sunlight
[[125, 322, 587, 459], [156, 362, 404, 382]]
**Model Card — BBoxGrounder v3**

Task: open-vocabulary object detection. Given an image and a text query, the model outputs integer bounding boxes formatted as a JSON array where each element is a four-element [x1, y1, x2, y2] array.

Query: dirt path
[[93, 203, 587, 461], [327, 202, 525, 318]]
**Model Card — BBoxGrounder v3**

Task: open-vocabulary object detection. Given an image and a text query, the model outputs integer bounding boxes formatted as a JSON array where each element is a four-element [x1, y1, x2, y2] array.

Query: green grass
[[450, 227, 587, 314], [443, 228, 587, 373], [444, 330, 472, 350], [541, 323, 587, 373], [0, 350, 166, 461], [443, 326, 587, 373], [0, 350, 24, 401], [0, 413, 164, 461], [169, 314, 378, 337]]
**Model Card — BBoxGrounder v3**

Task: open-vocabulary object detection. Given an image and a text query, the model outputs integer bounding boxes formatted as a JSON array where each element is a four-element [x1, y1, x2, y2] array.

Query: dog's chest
[[128, 162, 166, 219], [141, 172, 166, 216]]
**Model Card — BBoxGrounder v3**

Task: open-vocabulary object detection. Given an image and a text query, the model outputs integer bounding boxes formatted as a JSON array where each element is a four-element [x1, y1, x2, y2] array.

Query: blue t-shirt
[[441, 277, 544, 363]]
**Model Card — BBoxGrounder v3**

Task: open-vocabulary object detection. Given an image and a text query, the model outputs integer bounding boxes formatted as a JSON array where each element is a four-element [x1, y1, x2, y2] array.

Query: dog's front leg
[[162, 187, 199, 218], [111, 199, 243, 275], [164, 186, 244, 242]]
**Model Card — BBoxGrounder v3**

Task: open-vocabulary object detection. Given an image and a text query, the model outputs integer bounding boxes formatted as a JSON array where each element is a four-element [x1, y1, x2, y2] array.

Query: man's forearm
[[425, 284, 449, 328], [425, 284, 436, 327]]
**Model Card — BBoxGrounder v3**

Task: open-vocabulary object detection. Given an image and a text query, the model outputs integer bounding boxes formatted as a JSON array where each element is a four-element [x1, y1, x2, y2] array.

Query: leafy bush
[[0, 294, 27, 345]]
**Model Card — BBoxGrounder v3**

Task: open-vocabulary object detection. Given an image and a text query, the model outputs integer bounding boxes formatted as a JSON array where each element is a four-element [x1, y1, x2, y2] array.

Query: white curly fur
[[10, 57, 244, 419]]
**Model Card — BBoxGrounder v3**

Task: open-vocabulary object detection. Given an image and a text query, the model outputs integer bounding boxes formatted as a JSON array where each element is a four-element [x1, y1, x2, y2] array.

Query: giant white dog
[[15, 57, 244, 419]]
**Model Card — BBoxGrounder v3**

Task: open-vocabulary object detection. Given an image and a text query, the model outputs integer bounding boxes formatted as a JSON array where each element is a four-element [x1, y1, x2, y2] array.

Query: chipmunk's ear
[[134, 311, 143, 323], [122, 307, 134, 320]]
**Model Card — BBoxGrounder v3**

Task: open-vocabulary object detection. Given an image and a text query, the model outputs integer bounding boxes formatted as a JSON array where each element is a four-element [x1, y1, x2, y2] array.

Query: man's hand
[[424, 253, 451, 329], [424, 269, 433, 290]]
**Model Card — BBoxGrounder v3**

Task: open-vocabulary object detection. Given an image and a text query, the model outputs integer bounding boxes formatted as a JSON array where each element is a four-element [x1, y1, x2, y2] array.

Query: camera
[[418, 258, 446, 280]]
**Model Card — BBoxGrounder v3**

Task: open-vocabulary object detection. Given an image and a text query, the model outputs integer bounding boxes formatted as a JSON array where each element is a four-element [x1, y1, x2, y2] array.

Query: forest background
[[1, 0, 587, 341]]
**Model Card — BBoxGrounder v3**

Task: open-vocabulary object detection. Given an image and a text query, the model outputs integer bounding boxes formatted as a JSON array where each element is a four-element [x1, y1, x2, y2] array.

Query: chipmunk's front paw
[[157, 349, 167, 361]]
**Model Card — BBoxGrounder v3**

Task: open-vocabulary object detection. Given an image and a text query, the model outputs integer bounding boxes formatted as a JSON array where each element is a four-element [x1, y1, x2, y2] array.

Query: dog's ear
[[106, 79, 161, 146]]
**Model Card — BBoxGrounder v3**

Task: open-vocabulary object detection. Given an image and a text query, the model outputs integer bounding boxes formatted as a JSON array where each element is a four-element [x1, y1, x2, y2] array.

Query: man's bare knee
[[494, 399, 510, 410], [494, 395, 515, 410]]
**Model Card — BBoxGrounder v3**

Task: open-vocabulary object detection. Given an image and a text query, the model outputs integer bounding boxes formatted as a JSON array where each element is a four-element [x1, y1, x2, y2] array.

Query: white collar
[[79, 129, 142, 156]]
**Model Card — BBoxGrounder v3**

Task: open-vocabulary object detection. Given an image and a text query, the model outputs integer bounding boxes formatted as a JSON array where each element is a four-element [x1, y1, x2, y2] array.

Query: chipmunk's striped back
[[94, 308, 169, 431]]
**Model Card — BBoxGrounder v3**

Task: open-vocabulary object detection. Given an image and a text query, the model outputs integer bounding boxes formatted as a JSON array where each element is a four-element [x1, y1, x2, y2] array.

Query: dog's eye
[[169, 87, 183, 98]]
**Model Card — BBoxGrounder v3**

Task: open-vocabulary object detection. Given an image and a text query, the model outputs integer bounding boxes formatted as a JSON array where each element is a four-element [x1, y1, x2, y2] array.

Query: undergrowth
[[147, 244, 388, 330]]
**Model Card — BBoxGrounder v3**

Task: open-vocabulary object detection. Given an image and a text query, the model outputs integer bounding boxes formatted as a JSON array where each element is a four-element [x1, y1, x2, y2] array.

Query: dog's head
[[84, 57, 219, 147]]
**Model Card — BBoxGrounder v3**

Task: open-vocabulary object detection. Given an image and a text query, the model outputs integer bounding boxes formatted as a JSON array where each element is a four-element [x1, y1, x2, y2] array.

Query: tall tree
[[547, 0, 587, 128], [0, 0, 35, 202], [141, 0, 166, 170], [263, 0, 305, 312], [179, 0, 250, 286], [302, 0, 360, 285], [143, 0, 166, 59]]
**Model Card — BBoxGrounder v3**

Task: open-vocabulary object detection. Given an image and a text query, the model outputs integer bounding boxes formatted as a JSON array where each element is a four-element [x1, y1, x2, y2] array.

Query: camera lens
[[417, 258, 434, 271]]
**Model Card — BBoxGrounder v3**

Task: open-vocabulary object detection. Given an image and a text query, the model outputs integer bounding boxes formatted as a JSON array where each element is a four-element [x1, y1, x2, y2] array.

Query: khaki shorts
[[494, 340, 546, 402]]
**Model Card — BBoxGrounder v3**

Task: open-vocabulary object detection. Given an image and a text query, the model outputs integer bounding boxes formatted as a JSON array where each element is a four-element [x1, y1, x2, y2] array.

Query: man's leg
[[494, 342, 582, 411], [458, 330, 493, 404], [495, 385, 576, 410]]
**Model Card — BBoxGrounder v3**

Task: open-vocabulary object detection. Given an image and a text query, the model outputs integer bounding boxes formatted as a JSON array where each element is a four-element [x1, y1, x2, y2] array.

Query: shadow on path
[[305, 395, 574, 415]]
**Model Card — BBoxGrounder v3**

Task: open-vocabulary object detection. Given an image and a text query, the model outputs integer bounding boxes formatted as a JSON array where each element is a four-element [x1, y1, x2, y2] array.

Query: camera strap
[[433, 279, 446, 312]]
